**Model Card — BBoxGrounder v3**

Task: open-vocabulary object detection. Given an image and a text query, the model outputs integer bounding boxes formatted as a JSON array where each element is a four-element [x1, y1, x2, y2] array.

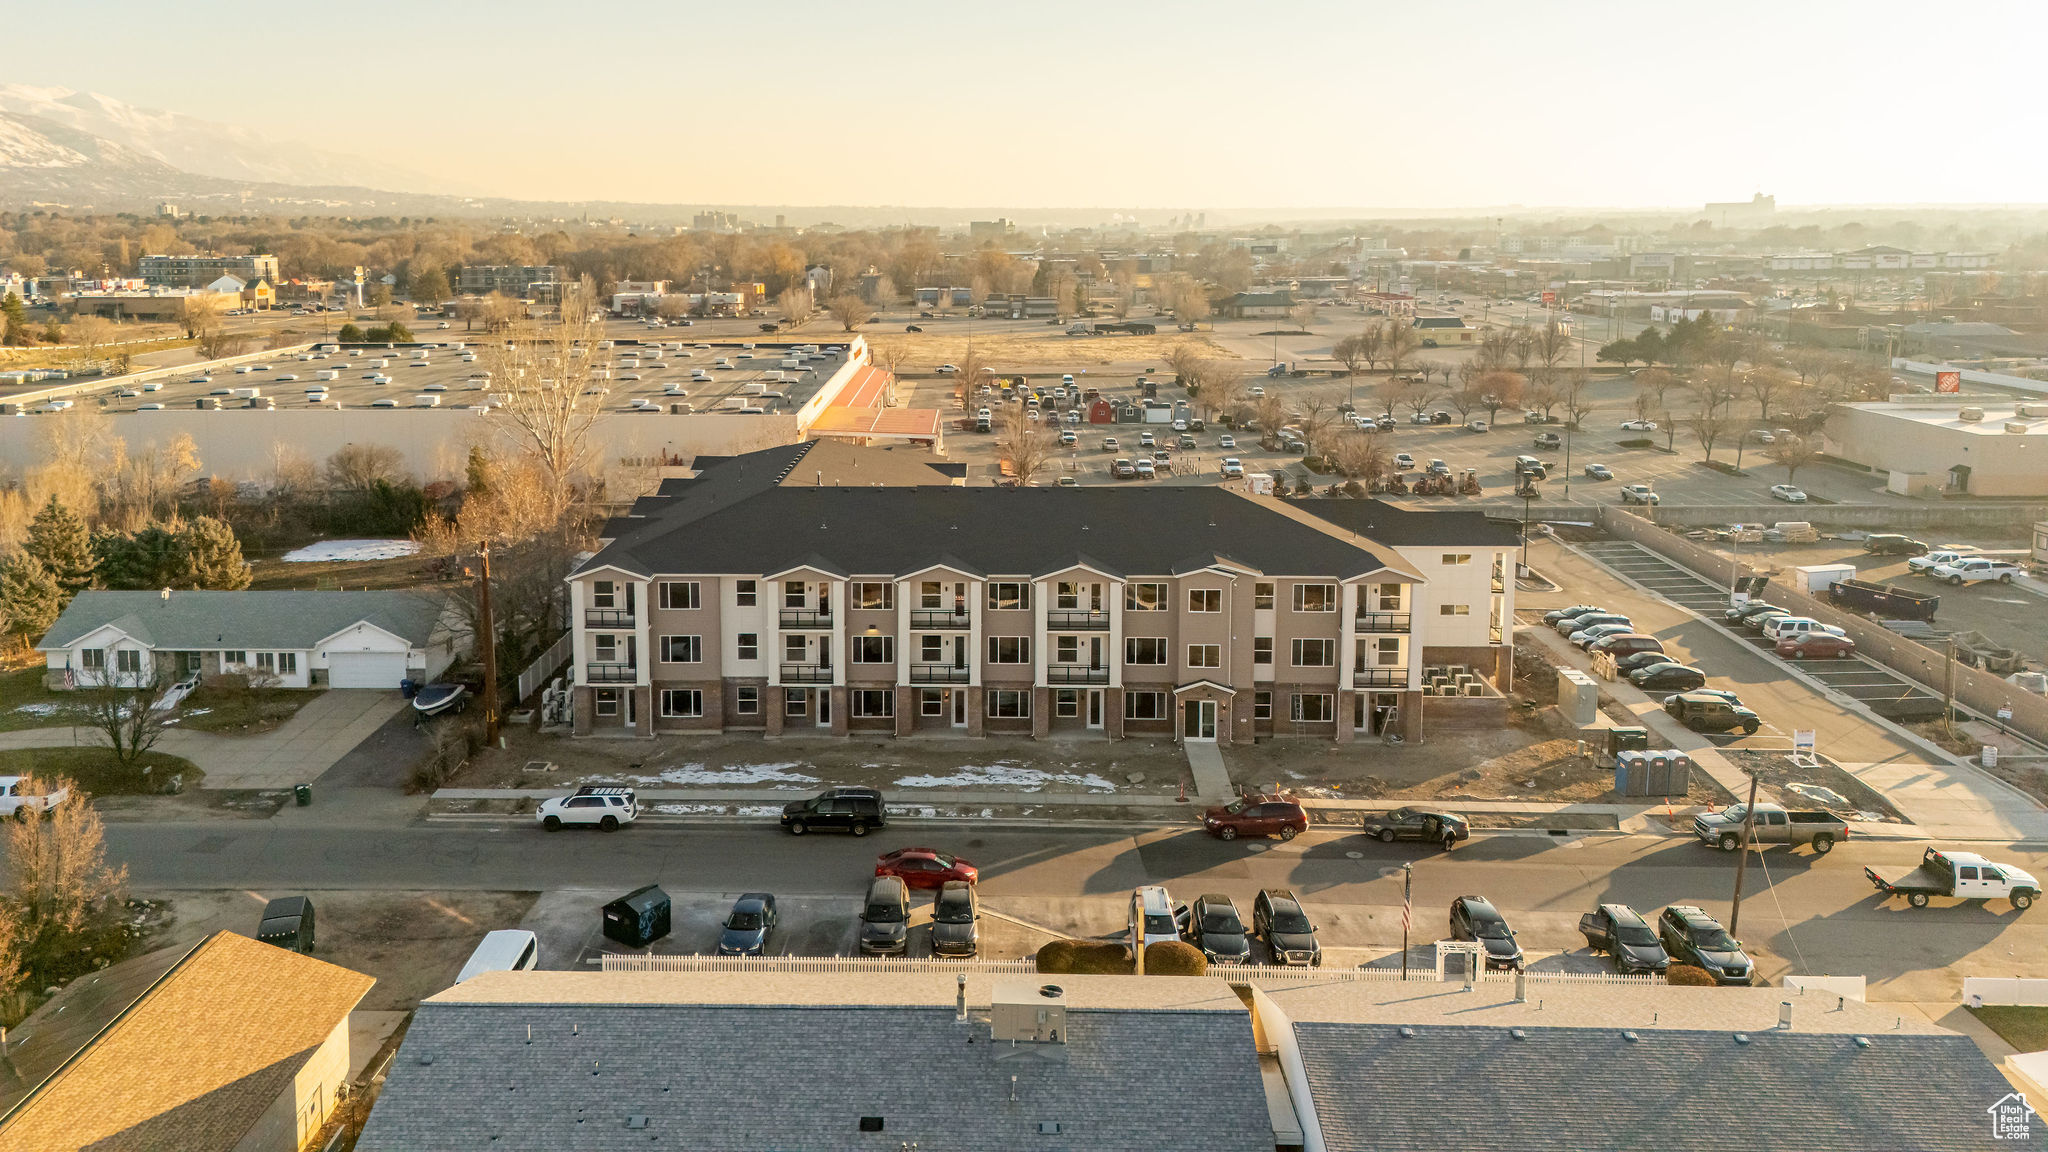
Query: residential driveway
[[0, 690, 405, 790]]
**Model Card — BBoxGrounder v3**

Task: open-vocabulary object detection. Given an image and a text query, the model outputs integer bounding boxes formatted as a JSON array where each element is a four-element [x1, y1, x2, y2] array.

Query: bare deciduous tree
[[995, 407, 1059, 486], [1195, 363, 1246, 424], [326, 443, 406, 492], [1354, 324, 1389, 374], [1163, 342, 1206, 383], [777, 286, 816, 329], [1330, 334, 1367, 377], [1562, 372, 1596, 429], [1288, 301, 1317, 332], [1744, 364, 1791, 420], [5, 774, 128, 996], [1330, 432, 1388, 484], [1686, 404, 1738, 462], [1253, 394, 1288, 449], [1476, 369, 1525, 425], [1764, 434, 1824, 484], [484, 296, 605, 524], [76, 661, 175, 766], [1381, 319, 1420, 375], [826, 294, 875, 332]]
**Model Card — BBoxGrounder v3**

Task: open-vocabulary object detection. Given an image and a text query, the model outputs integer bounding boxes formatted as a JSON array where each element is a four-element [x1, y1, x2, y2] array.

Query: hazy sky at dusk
[[11, 0, 2045, 208]]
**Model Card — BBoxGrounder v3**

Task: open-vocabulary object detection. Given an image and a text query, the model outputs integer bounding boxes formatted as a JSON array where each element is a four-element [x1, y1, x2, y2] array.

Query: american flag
[[1401, 869, 1412, 934]]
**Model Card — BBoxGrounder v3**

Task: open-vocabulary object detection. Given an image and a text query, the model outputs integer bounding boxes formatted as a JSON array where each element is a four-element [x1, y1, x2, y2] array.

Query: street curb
[[423, 811, 1658, 838]]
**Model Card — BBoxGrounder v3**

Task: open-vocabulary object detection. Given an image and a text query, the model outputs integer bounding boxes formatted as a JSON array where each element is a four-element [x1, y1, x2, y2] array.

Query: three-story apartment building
[[567, 443, 1518, 745]]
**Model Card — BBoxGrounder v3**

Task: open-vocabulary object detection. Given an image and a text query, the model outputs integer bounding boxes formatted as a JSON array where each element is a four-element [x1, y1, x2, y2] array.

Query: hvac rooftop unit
[[990, 981, 1067, 1044]]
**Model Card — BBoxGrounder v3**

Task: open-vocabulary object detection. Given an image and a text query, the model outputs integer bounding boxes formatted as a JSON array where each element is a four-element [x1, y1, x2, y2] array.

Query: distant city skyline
[[7, 0, 2045, 210]]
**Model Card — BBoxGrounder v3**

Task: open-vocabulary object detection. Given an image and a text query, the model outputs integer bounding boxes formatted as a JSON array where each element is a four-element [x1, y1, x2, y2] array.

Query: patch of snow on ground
[[13, 703, 59, 716], [281, 539, 423, 563], [614, 762, 820, 788], [892, 763, 1117, 793], [651, 803, 785, 816]]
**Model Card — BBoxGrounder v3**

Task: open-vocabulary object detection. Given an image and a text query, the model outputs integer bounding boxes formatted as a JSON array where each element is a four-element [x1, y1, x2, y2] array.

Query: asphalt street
[[109, 820, 2048, 998]]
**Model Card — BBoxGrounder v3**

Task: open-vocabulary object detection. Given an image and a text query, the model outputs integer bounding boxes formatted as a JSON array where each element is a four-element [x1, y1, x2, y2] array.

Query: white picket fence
[[598, 953, 1658, 986], [515, 633, 572, 704]]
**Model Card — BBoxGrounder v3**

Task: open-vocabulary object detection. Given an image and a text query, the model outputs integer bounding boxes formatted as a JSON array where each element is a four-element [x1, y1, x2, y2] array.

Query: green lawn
[[172, 687, 314, 734], [0, 747, 203, 795], [0, 665, 82, 732], [1970, 1006, 2048, 1053]]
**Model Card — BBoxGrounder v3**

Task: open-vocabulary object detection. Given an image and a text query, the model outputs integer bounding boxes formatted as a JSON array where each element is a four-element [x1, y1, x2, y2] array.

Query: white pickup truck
[[0, 777, 70, 819], [1867, 848, 2039, 909], [1928, 557, 2023, 586], [1907, 549, 1973, 575]]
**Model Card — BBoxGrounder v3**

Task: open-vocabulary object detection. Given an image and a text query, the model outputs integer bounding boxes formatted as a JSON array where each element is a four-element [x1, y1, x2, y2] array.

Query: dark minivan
[[257, 896, 315, 954], [782, 786, 887, 836]]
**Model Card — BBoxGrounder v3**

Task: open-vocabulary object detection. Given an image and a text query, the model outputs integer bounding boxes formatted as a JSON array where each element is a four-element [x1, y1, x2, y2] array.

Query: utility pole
[[477, 541, 500, 745], [1728, 767, 1762, 936]]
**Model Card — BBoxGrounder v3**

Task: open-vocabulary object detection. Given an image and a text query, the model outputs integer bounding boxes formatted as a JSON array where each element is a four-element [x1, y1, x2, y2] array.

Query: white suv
[[1930, 558, 2023, 586], [1761, 616, 1848, 642], [537, 786, 639, 831]]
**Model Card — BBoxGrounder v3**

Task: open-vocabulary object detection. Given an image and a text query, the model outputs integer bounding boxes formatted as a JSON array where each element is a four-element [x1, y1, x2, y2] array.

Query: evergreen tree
[[464, 445, 494, 496], [1, 292, 28, 347], [176, 516, 251, 590], [95, 526, 188, 591], [0, 554, 63, 643], [24, 497, 96, 596]]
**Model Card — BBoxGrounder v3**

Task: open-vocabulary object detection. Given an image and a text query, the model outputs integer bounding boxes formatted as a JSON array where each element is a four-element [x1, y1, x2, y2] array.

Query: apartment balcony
[[1354, 612, 1412, 634], [778, 609, 833, 629], [910, 664, 971, 684], [585, 662, 637, 684], [910, 609, 973, 630], [584, 609, 635, 628], [1352, 668, 1411, 688], [780, 663, 834, 684], [1046, 665, 1110, 685], [1047, 610, 1111, 631]]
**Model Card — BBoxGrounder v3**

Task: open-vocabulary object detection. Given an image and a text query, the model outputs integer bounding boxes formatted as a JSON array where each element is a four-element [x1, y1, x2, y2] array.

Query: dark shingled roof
[[356, 1002, 1275, 1152], [1293, 498, 1523, 547], [1297, 1021, 2011, 1152]]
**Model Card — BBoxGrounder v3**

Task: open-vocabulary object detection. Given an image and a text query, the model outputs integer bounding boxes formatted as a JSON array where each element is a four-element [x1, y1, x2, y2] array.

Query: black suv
[[1185, 894, 1251, 966], [1449, 895, 1523, 971], [930, 880, 979, 958], [1657, 905, 1752, 985], [781, 786, 886, 836], [1253, 888, 1321, 967], [858, 876, 910, 956], [1863, 534, 1928, 556], [1577, 903, 1669, 974]]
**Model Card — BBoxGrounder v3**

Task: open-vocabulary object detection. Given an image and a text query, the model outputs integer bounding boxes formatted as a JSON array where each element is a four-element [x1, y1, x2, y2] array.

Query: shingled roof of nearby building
[[1294, 498, 1524, 547], [37, 589, 449, 652]]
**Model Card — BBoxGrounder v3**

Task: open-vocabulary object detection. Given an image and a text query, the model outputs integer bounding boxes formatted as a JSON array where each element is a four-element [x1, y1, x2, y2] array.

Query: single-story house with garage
[[37, 589, 463, 690]]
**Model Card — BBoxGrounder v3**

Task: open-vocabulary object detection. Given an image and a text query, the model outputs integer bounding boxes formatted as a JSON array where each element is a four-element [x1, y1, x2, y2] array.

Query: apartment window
[[1056, 636, 1080, 664], [987, 636, 1031, 664], [1441, 553, 1473, 566], [784, 688, 807, 717], [117, 649, 143, 674], [854, 635, 895, 663], [1440, 604, 1472, 616], [1376, 637, 1403, 666], [255, 652, 275, 673], [1056, 581, 1082, 610], [920, 689, 946, 716], [735, 686, 759, 715], [851, 690, 894, 718], [1124, 637, 1168, 665], [920, 581, 946, 609], [594, 635, 618, 662], [220, 650, 245, 666], [1055, 689, 1081, 718], [919, 635, 946, 662], [1124, 691, 1168, 720], [987, 582, 1031, 610], [1254, 690, 1273, 721], [1293, 584, 1336, 612], [1254, 582, 1275, 610], [1377, 583, 1404, 611], [1253, 638, 1273, 666], [659, 581, 700, 610], [852, 582, 894, 610], [1188, 589, 1222, 613], [80, 648, 105, 670], [592, 580, 617, 609], [736, 633, 759, 661], [783, 580, 807, 609], [1125, 582, 1166, 611], [986, 689, 1031, 718], [1293, 693, 1335, 723], [595, 689, 619, 717], [735, 579, 757, 607], [277, 652, 298, 675], [1187, 644, 1221, 669], [1292, 638, 1335, 667], [783, 635, 808, 662], [660, 689, 703, 718], [661, 635, 702, 663]]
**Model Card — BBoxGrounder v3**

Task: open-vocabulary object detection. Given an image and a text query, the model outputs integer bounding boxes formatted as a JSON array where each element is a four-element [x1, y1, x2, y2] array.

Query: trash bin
[[400, 678, 419, 700], [602, 884, 671, 948], [293, 783, 312, 807], [1606, 726, 1650, 761]]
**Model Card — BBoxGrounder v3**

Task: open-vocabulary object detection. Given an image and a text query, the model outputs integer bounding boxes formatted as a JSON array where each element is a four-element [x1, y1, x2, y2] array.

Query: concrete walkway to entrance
[[0, 690, 405, 790], [1182, 740, 1233, 802]]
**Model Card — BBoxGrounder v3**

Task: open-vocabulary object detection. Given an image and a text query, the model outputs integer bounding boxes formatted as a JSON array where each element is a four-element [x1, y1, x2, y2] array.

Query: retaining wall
[[1642, 502, 2048, 532]]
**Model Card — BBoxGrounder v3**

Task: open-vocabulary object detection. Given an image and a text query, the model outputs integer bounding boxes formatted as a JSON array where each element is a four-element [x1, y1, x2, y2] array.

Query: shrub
[[1143, 940, 1208, 977], [1664, 964, 1718, 987], [1616, 437, 1655, 449], [1035, 939, 1132, 975]]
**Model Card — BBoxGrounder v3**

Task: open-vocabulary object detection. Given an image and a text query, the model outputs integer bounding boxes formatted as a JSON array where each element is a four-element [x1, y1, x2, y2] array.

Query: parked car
[[1692, 802, 1850, 854], [858, 876, 911, 955], [1657, 905, 1753, 984], [1760, 616, 1848, 643], [1134, 459, 1156, 478], [1619, 484, 1660, 505], [1620, 419, 1658, 431], [1743, 609, 1793, 634], [1866, 847, 2041, 910], [1534, 432, 1561, 449], [1908, 549, 1973, 575], [717, 892, 778, 956], [1665, 692, 1761, 735], [1628, 662, 1708, 691], [1218, 434, 1237, 450], [1392, 453, 1417, 470], [1583, 463, 1613, 480], [1185, 894, 1252, 966], [1587, 633, 1664, 659], [1220, 457, 1245, 479], [1769, 484, 1808, 503], [1130, 885, 1181, 952], [1449, 895, 1524, 971], [1577, 904, 1669, 974], [1723, 601, 1785, 625], [1138, 431, 1156, 448], [875, 847, 978, 889], [0, 776, 68, 820], [936, 363, 959, 374], [1931, 558, 2023, 585], [1543, 604, 1606, 625], [1557, 611, 1628, 636], [1614, 650, 1676, 674], [1863, 534, 1928, 556], [1361, 806, 1469, 847], [1101, 436, 1120, 451], [1252, 889, 1322, 967], [929, 880, 980, 958], [1778, 633, 1857, 659], [1112, 458, 1138, 479], [256, 896, 316, 954], [537, 785, 638, 831], [1202, 793, 1309, 841], [1571, 623, 1638, 650], [781, 786, 886, 835]]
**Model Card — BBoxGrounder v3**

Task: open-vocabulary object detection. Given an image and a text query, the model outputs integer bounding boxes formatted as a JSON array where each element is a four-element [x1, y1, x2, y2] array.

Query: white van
[[455, 929, 540, 983], [1129, 885, 1180, 954]]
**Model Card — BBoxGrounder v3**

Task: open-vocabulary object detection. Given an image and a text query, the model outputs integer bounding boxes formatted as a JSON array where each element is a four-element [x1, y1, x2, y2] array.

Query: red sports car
[[875, 848, 978, 889]]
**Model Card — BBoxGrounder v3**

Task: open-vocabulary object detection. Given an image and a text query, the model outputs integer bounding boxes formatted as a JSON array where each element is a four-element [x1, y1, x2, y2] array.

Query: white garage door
[[328, 652, 409, 689]]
